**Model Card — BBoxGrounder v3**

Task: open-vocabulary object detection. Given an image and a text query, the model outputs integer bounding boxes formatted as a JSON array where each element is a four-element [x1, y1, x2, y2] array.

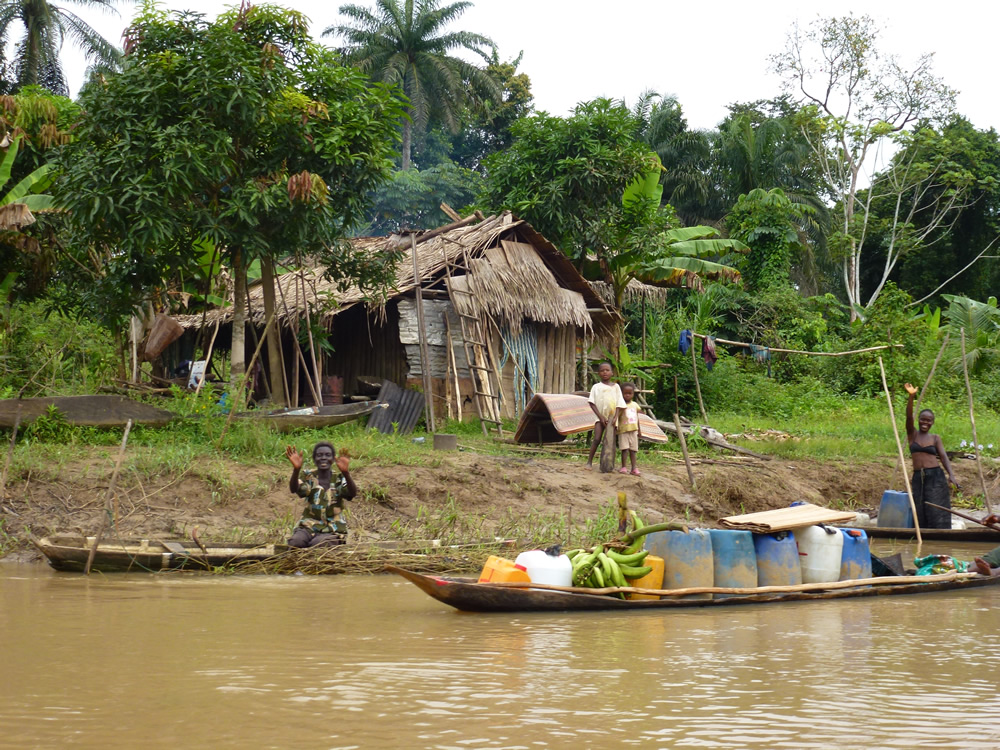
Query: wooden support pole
[[878, 356, 922, 553], [275, 273, 322, 407], [641, 296, 647, 360], [690, 329, 708, 425], [410, 233, 436, 433], [445, 314, 462, 422], [0, 408, 21, 501], [215, 309, 279, 448], [961, 329, 992, 514], [194, 318, 222, 397], [674, 412, 695, 489], [84, 419, 133, 575], [298, 270, 323, 405], [689, 333, 904, 358]]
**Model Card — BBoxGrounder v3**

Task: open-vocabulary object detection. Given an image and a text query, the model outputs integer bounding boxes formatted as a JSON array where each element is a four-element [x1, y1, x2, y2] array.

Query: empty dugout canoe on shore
[[234, 401, 386, 432], [388, 566, 1000, 613], [0, 395, 175, 428]]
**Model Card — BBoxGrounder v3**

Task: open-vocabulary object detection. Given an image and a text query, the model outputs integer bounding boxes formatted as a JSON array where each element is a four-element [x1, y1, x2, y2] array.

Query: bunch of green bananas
[[565, 545, 653, 590]]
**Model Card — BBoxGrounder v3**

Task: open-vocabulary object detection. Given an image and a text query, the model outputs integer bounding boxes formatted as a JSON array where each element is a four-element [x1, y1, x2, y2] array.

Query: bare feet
[[584, 464, 593, 471], [973, 557, 995, 577]]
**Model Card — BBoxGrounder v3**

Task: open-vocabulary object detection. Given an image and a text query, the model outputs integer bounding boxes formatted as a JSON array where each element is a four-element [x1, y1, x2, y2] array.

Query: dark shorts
[[911, 467, 951, 529], [288, 528, 346, 549]]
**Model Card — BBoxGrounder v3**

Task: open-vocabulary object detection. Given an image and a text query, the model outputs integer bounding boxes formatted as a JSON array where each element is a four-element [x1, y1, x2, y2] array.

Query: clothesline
[[690, 333, 903, 358]]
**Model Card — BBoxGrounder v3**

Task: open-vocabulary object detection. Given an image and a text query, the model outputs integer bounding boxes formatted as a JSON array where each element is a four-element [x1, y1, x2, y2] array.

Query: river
[[2, 543, 999, 749]]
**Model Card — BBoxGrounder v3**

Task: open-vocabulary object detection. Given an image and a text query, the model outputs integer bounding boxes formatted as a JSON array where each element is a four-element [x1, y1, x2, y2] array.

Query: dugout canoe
[[33, 536, 287, 573], [0, 395, 175, 428], [236, 401, 386, 432], [33, 535, 517, 574], [388, 566, 1000, 613], [863, 526, 1000, 542]]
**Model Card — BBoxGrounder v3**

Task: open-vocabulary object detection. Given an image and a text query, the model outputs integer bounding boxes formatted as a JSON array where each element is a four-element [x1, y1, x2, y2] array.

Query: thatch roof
[[176, 212, 617, 337], [0, 203, 35, 230], [588, 278, 673, 308]]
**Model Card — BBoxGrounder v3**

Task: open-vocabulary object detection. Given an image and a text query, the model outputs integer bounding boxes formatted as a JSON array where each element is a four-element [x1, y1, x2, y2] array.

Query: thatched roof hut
[[176, 213, 617, 419]]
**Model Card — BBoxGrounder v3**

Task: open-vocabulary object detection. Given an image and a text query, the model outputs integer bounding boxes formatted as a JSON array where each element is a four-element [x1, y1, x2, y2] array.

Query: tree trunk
[[230, 248, 247, 389], [401, 118, 412, 171], [260, 257, 285, 406]]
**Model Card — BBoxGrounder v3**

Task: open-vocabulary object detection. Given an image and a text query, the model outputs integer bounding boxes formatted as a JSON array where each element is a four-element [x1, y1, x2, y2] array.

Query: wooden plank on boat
[[0, 395, 175, 428], [864, 526, 1000, 542], [719, 503, 857, 533]]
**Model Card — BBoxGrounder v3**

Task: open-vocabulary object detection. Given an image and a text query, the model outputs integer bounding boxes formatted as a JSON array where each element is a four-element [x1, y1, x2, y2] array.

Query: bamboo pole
[[194, 318, 222, 397], [917, 332, 950, 413], [961, 329, 992, 514], [690, 333, 903, 358], [298, 270, 323, 405], [445, 314, 462, 422], [878, 356, 922, 553], [690, 330, 708, 425], [274, 272, 322, 407], [410, 233, 436, 433], [482, 570, 976, 597], [674, 412, 695, 489], [442, 314, 453, 421], [84, 419, 133, 575], [891, 332, 951, 484]]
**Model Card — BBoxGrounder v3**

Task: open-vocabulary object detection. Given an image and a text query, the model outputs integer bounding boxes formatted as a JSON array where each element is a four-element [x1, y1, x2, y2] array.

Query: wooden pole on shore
[[961, 329, 992, 514], [674, 412, 696, 489], [84, 419, 133, 575], [690, 330, 708, 425], [892, 332, 951, 485], [410, 232, 436, 433], [878, 356, 922, 554], [0, 408, 21, 501]]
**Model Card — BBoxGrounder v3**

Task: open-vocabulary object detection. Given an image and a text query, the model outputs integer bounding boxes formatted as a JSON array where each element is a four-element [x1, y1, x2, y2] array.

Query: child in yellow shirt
[[617, 383, 642, 475]]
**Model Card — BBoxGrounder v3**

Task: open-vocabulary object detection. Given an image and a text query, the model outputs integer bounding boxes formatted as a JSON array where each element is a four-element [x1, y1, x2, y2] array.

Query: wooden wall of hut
[[319, 301, 409, 402], [492, 322, 578, 419]]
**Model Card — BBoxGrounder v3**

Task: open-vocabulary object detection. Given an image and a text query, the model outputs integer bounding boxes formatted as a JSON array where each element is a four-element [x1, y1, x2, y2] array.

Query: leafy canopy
[[52, 2, 405, 327]]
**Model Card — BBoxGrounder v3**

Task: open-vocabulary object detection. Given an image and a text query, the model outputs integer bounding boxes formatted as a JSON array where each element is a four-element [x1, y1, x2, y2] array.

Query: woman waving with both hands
[[904, 382, 960, 529]]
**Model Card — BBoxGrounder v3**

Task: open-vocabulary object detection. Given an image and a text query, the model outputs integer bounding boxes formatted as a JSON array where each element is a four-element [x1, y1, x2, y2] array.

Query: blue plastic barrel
[[839, 528, 872, 580], [644, 529, 714, 600], [753, 532, 802, 587], [709, 529, 757, 598], [877, 490, 913, 528]]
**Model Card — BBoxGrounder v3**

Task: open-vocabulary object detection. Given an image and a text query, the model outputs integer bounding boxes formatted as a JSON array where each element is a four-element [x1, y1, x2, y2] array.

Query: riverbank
[[5, 419, 993, 565]]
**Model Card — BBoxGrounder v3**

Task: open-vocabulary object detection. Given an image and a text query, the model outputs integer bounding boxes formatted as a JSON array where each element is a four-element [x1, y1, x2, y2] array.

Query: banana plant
[[942, 294, 1000, 376], [0, 135, 56, 227], [582, 152, 747, 330]]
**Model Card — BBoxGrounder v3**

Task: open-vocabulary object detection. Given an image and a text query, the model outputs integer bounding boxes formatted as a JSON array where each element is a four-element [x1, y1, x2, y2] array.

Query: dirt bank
[[3, 442, 962, 564]]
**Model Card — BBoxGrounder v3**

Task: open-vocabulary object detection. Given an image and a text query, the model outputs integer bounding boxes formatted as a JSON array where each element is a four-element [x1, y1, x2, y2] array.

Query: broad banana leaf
[[664, 238, 750, 256], [0, 136, 21, 188], [636, 256, 742, 291], [18, 194, 56, 212], [623, 152, 663, 207]]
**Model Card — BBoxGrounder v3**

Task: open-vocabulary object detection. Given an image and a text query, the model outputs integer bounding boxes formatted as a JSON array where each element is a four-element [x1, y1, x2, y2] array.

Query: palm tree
[[326, 0, 499, 170], [0, 0, 128, 95]]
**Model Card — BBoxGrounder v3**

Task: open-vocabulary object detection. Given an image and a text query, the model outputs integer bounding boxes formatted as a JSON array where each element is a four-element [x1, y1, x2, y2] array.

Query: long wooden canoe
[[0, 395, 175, 428], [864, 526, 1000, 542], [236, 401, 386, 432], [33, 535, 518, 574], [388, 566, 1000, 613], [33, 536, 287, 573]]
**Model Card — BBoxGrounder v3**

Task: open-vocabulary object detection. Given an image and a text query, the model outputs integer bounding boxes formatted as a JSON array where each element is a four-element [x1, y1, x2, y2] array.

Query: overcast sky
[[60, 0, 998, 133]]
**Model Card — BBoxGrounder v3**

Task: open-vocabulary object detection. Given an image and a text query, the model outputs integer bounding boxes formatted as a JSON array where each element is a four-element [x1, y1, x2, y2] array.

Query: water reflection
[[1, 562, 998, 748]]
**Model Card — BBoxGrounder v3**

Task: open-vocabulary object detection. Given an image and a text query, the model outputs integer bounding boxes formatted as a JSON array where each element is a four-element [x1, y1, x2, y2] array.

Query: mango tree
[[54, 4, 404, 403]]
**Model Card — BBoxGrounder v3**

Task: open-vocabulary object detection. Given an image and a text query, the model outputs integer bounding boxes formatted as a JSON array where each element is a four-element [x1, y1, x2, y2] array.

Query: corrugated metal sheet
[[368, 380, 425, 435]]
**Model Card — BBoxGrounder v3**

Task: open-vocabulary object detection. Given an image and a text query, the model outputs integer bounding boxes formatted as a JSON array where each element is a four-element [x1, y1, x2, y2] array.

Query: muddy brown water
[[2, 541, 999, 749]]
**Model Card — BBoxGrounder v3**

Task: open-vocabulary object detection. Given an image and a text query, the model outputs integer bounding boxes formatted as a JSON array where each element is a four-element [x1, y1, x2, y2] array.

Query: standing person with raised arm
[[904, 383, 960, 529]]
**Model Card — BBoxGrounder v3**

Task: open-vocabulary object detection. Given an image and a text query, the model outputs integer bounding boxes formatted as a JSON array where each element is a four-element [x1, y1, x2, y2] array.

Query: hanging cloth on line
[[702, 336, 718, 371], [749, 344, 772, 378], [679, 329, 693, 355], [498, 322, 539, 416]]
